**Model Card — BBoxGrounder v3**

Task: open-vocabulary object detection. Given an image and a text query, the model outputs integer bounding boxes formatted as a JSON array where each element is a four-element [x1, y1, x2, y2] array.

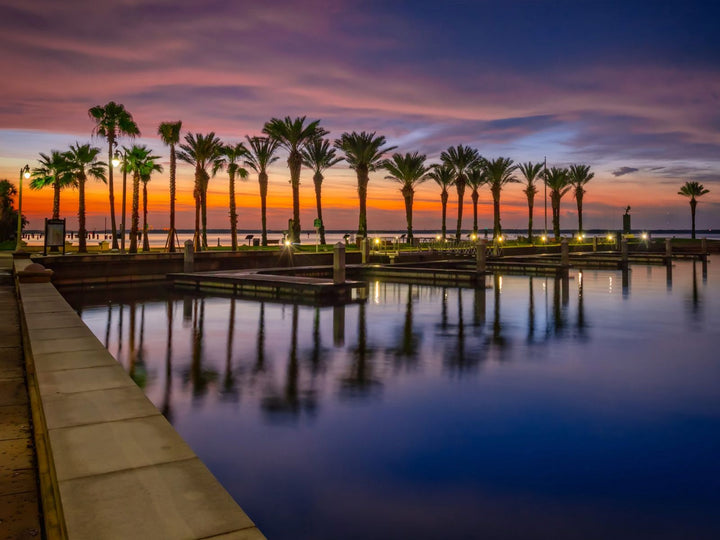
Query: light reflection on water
[[67, 258, 720, 540]]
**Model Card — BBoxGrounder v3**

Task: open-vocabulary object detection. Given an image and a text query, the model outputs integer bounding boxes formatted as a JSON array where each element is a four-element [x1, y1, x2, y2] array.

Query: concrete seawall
[[13, 257, 265, 539]]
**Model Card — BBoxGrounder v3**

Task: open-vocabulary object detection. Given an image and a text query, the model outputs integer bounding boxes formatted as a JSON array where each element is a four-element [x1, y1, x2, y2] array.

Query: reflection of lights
[[608, 276, 613, 293], [374, 280, 380, 303], [498, 276, 503, 291]]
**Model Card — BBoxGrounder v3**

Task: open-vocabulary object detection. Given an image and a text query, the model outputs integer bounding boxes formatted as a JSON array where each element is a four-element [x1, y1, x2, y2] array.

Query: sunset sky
[[1, 0, 719, 233]]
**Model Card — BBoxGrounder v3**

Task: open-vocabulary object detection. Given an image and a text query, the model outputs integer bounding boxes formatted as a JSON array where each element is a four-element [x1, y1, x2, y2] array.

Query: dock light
[[435, 234, 441, 241], [374, 238, 380, 245], [541, 235, 547, 243], [284, 240, 291, 247], [498, 236, 504, 243], [607, 234, 613, 241], [641, 232, 648, 240]]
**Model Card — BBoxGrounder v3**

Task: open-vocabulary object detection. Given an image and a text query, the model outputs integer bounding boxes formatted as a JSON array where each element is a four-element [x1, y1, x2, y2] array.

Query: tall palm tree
[[440, 145, 481, 242], [427, 164, 454, 241], [124, 145, 161, 253], [334, 131, 396, 239], [88, 102, 140, 250], [263, 116, 327, 243], [178, 133, 223, 250], [382, 152, 430, 243], [544, 167, 571, 241], [213, 143, 249, 251], [30, 151, 74, 220], [140, 155, 163, 252], [301, 138, 341, 245], [484, 157, 519, 239], [157, 121, 182, 252], [466, 165, 486, 237], [568, 164, 594, 234], [518, 161, 544, 242], [244, 136, 280, 246], [63, 143, 106, 253], [678, 181, 710, 239]]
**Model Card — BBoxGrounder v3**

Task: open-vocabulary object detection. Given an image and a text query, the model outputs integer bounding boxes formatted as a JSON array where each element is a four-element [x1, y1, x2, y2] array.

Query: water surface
[[66, 258, 720, 539]]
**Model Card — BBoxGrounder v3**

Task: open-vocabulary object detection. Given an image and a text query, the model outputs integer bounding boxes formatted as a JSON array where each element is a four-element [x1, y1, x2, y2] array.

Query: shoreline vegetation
[[0, 102, 712, 252]]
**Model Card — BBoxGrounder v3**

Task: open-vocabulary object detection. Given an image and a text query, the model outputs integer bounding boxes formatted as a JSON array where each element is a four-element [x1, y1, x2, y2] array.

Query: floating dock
[[168, 269, 366, 305]]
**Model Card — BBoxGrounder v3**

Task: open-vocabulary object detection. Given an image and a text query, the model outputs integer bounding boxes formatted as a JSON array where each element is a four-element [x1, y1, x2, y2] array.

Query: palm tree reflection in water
[[341, 303, 381, 399]]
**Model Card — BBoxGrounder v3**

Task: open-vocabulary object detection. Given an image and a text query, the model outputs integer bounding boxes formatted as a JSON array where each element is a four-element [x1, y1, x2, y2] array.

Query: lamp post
[[112, 149, 127, 253], [15, 164, 30, 252]]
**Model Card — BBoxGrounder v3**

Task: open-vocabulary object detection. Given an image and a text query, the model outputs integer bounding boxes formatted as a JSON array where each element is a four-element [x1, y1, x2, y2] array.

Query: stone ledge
[[15, 265, 265, 539]]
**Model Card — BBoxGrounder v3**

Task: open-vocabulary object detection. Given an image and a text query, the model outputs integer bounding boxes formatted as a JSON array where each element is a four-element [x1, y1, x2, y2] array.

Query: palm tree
[[140, 155, 163, 252], [544, 167, 571, 241], [0, 180, 23, 243], [466, 165, 486, 237], [88, 102, 140, 250], [518, 161, 544, 242], [678, 181, 710, 239], [382, 152, 430, 243], [263, 116, 327, 243], [178, 133, 223, 250], [484, 157, 519, 239], [301, 138, 341, 245], [63, 143, 106, 253], [157, 121, 182, 252], [124, 145, 161, 253], [244, 136, 280, 246], [30, 151, 74, 220], [427, 164, 454, 241], [213, 143, 249, 251], [440, 145, 481, 242], [334, 131, 396, 239], [568, 164, 594, 234]]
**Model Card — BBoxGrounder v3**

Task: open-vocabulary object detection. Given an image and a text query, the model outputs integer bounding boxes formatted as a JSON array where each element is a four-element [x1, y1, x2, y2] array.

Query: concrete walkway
[[0, 253, 42, 539]]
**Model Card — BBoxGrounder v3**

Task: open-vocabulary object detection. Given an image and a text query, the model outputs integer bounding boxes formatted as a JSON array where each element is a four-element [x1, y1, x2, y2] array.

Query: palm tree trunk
[[402, 186, 414, 242], [552, 192, 560, 241], [577, 193, 583, 234], [527, 196, 534, 242], [52, 180, 60, 220], [289, 152, 302, 244], [78, 176, 87, 253], [455, 178, 465, 242], [259, 172, 268, 246], [142, 182, 150, 252], [130, 172, 140, 253], [492, 186, 501, 239], [201, 182, 208, 250], [229, 170, 237, 251], [108, 138, 119, 250], [168, 144, 176, 252], [441, 190, 448, 241], [690, 198, 697, 239], [314, 172, 326, 245], [471, 189, 479, 235], [357, 166, 369, 238]]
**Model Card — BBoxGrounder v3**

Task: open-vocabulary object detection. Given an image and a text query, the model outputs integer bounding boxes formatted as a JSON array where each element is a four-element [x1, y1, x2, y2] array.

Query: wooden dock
[[168, 269, 366, 305]]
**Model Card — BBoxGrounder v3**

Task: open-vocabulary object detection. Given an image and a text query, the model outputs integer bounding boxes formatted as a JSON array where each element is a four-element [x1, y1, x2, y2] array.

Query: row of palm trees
[[28, 102, 711, 252]]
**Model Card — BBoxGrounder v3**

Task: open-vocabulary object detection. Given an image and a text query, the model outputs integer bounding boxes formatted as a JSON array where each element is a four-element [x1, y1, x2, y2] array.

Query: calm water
[[66, 259, 720, 539]]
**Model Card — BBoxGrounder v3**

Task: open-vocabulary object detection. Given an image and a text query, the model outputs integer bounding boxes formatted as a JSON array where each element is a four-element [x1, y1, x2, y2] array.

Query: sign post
[[313, 218, 322, 252], [44, 218, 66, 255]]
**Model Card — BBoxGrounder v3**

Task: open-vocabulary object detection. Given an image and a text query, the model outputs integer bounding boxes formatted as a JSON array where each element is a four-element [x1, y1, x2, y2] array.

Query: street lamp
[[15, 164, 30, 252]]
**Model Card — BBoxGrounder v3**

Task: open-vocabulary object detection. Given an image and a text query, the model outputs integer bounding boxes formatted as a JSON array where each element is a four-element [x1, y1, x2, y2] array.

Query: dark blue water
[[70, 258, 720, 539]]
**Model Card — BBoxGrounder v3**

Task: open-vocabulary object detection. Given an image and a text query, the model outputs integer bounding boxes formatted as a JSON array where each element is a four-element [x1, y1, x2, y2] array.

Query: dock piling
[[560, 239, 569, 266], [621, 238, 629, 265], [184, 240, 194, 273], [334, 242, 346, 284], [476, 239, 487, 273], [361, 239, 369, 264], [665, 238, 672, 257]]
